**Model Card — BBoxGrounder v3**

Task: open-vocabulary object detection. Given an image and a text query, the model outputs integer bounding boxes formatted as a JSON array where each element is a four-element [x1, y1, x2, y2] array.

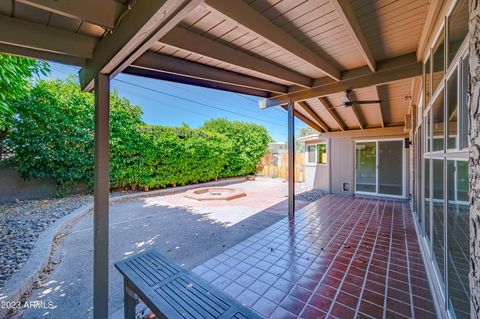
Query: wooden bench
[[115, 249, 263, 319]]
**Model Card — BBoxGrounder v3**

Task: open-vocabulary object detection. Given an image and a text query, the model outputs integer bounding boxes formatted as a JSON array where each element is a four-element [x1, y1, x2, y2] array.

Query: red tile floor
[[192, 195, 437, 318]]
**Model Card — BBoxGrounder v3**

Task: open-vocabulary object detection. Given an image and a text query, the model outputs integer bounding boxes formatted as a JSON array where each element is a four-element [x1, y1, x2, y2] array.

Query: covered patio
[[0, 0, 473, 318], [193, 194, 436, 319]]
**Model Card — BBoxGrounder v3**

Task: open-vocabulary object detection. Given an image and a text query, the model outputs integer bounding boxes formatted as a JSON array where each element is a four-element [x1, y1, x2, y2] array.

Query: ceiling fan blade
[[328, 104, 345, 110], [351, 100, 382, 105]]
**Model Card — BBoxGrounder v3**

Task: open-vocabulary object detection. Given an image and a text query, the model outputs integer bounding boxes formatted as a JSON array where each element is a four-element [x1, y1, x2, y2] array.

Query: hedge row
[[6, 79, 270, 193]]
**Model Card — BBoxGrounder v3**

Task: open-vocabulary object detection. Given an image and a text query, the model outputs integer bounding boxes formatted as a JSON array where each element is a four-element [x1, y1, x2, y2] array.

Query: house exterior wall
[[303, 134, 408, 196], [330, 137, 354, 195], [304, 139, 329, 191]]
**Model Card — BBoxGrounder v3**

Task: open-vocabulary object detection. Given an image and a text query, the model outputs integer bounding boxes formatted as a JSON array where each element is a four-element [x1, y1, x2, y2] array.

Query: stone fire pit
[[184, 187, 246, 201]]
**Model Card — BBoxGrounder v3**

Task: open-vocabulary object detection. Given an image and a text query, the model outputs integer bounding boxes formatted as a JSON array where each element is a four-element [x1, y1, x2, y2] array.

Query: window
[[460, 54, 469, 149], [448, 0, 468, 66], [306, 143, 327, 164], [420, 3, 470, 318], [317, 143, 327, 164], [447, 69, 458, 149], [425, 56, 431, 105], [307, 145, 316, 163], [432, 28, 445, 94], [431, 88, 445, 152]]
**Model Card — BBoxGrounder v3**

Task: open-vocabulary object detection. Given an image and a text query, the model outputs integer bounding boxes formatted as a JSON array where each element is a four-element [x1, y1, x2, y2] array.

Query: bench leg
[[124, 279, 136, 319]]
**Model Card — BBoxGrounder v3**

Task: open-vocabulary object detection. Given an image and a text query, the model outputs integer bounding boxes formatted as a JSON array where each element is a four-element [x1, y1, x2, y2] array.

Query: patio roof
[[0, 0, 442, 132]]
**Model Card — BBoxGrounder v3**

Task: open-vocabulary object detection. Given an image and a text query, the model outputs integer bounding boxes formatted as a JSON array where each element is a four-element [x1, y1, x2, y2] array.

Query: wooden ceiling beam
[[297, 101, 330, 132], [79, 0, 203, 91], [330, 0, 376, 72], [123, 66, 271, 97], [16, 0, 125, 29], [374, 86, 385, 128], [348, 91, 364, 130], [318, 97, 347, 131], [280, 106, 324, 133], [0, 15, 97, 59], [161, 27, 312, 88], [417, 0, 448, 61], [204, 0, 340, 81], [0, 43, 86, 66], [261, 53, 421, 107], [130, 51, 288, 94]]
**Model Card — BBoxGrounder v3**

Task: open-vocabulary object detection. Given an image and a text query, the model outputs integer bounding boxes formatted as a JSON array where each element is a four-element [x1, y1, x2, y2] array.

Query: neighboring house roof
[[297, 134, 321, 143]]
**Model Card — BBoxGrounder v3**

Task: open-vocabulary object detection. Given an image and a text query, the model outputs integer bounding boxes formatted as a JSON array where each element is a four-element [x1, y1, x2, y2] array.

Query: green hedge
[[6, 79, 269, 193]]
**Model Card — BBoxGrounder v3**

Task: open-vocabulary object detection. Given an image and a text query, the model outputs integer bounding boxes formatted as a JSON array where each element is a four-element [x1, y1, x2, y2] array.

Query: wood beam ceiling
[[318, 97, 347, 131], [262, 53, 422, 107], [129, 51, 288, 94], [330, 0, 376, 72], [204, 0, 340, 81], [297, 101, 330, 132], [16, 0, 125, 29], [161, 27, 312, 88], [79, 0, 203, 91], [0, 15, 97, 58]]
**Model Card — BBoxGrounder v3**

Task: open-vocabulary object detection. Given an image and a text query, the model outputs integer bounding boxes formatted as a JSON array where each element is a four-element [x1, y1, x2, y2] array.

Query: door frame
[[354, 138, 406, 199]]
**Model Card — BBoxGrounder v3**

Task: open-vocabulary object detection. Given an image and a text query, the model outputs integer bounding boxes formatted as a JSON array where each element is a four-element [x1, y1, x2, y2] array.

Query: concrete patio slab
[[11, 179, 307, 319]]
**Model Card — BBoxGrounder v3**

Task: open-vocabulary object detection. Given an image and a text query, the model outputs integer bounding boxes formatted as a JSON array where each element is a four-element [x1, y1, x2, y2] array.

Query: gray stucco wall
[[0, 164, 87, 202]]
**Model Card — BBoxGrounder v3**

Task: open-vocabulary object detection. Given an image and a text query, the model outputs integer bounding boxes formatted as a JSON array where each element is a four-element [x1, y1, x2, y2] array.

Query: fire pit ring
[[184, 187, 246, 201]]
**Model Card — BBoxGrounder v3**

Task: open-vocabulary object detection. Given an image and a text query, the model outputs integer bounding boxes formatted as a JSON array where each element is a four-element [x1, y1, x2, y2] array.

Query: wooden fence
[[256, 152, 304, 182]]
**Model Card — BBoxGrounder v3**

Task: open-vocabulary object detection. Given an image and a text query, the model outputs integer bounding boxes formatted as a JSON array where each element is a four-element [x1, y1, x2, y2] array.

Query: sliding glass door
[[355, 142, 376, 193], [355, 140, 404, 197]]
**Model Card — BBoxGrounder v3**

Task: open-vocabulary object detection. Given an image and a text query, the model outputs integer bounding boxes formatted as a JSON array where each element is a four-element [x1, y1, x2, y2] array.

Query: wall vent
[[342, 182, 351, 192]]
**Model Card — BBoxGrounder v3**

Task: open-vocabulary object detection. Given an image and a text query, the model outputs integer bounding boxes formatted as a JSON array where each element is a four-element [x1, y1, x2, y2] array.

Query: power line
[[114, 78, 287, 127], [56, 64, 288, 119], [138, 75, 287, 121], [53, 65, 296, 133]]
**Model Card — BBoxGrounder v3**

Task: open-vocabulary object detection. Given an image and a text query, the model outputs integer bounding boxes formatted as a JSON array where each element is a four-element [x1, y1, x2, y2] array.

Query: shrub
[[201, 118, 270, 176], [6, 79, 270, 193]]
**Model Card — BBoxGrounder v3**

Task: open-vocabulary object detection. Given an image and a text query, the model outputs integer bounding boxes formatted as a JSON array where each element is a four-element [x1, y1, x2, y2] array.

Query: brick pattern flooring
[[192, 195, 437, 318]]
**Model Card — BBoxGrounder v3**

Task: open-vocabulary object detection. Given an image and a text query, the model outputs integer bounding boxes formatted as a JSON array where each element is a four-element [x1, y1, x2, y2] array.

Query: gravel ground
[[0, 195, 92, 287], [295, 188, 327, 202]]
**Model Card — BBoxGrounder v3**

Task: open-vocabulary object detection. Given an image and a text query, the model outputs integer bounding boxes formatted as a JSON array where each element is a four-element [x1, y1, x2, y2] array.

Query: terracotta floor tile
[[193, 195, 437, 318]]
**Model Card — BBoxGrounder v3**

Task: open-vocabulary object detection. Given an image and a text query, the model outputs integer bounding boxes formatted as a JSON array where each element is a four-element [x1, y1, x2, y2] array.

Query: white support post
[[93, 73, 110, 319], [287, 99, 295, 218]]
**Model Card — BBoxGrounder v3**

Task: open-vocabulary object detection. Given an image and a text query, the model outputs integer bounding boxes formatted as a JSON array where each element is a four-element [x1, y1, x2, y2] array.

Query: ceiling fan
[[329, 90, 382, 109]]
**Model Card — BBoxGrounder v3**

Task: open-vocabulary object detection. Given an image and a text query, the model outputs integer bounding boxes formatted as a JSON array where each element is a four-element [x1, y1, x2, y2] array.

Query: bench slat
[[116, 249, 262, 319]]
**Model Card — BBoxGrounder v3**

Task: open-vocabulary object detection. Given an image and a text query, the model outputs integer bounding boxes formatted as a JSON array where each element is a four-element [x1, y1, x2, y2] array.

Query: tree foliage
[[0, 54, 49, 130], [296, 126, 318, 153], [6, 79, 270, 193], [201, 118, 270, 176]]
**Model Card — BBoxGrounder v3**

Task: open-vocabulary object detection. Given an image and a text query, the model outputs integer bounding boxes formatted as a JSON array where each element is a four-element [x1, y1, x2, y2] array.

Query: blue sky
[[45, 62, 305, 142]]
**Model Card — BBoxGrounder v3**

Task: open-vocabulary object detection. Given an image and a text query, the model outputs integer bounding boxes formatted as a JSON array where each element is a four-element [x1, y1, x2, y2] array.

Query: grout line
[[267, 196, 363, 316], [324, 197, 383, 315], [353, 199, 388, 317], [296, 197, 375, 317], [402, 202, 416, 318], [382, 200, 396, 319]]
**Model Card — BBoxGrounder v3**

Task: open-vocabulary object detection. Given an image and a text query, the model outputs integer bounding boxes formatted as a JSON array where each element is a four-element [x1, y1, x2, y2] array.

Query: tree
[[201, 118, 270, 176], [7, 79, 269, 193], [296, 126, 318, 153], [470, 1, 480, 316], [0, 54, 49, 130]]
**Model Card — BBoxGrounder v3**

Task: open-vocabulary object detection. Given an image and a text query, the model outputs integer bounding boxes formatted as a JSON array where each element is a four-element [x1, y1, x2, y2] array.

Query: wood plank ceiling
[[147, 0, 430, 132], [0, 0, 432, 132]]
